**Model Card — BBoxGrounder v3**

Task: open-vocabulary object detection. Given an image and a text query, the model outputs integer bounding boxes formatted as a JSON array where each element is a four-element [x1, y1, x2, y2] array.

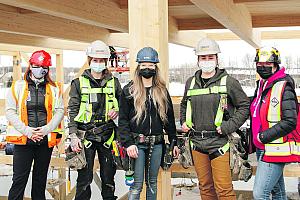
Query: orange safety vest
[[6, 80, 63, 148], [260, 81, 300, 163]]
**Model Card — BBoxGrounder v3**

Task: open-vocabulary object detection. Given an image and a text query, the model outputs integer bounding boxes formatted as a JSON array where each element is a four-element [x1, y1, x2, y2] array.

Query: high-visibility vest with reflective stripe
[[6, 80, 63, 147], [186, 75, 229, 152], [74, 76, 118, 146], [186, 75, 227, 128], [260, 80, 300, 163]]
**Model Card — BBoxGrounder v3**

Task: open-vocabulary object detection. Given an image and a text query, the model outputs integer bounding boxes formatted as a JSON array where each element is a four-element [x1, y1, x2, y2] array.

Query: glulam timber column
[[12, 52, 22, 80], [128, 0, 169, 86], [55, 53, 67, 200]]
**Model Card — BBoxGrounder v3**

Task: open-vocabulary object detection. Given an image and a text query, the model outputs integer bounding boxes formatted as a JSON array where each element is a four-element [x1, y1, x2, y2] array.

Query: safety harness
[[74, 76, 118, 148], [186, 75, 229, 159]]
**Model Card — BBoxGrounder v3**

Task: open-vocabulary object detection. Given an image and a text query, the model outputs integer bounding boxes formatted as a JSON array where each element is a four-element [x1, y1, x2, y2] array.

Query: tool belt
[[65, 144, 87, 170], [190, 130, 220, 138], [83, 121, 116, 143], [134, 134, 164, 145]]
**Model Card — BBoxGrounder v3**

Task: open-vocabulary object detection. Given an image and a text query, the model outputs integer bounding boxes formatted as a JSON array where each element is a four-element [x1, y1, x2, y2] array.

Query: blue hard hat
[[136, 47, 159, 63]]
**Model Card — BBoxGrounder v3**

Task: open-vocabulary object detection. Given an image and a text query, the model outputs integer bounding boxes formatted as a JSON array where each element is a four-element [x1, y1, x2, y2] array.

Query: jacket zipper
[[148, 90, 152, 135], [35, 84, 39, 127]]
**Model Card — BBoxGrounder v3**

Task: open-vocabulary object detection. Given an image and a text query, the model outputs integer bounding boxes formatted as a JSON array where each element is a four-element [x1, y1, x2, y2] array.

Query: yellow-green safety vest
[[74, 76, 119, 147], [186, 75, 229, 154]]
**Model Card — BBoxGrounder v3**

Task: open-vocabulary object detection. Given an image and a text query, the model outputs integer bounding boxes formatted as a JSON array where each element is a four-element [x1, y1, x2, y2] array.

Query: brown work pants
[[192, 150, 236, 200]]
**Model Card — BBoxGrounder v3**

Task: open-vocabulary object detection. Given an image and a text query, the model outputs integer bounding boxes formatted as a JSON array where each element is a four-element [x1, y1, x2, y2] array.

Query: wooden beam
[[0, 0, 128, 32], [233, 0, 283, 3], [0, 32, 89, 51], [253, 15, 300, 28], [261, 30, 300, 40], [177, 15, 300, 30], [0, 43, 62, 54], [108, 31, 206, 49], [119, 0, 193, 9], [177, 17, 224, 30], [107, 33, 130, 48], [189, 0, 261, 48], [207, 30, 300, 40], [0, 4, 109, 43]]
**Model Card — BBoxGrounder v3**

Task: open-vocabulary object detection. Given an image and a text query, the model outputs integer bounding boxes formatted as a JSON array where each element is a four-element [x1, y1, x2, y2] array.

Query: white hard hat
[[195, 38, 221, 56], [86, 40, 110, 59]]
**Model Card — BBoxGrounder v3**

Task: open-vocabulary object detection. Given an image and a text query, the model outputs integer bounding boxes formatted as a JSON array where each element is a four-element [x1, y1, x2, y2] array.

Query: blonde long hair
[[130, 65, 169, 124]]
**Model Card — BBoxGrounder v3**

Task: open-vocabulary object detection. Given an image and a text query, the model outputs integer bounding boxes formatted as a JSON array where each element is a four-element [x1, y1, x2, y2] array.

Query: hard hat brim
[[195, 50, 220, 56], [87, 53, 110, 59]]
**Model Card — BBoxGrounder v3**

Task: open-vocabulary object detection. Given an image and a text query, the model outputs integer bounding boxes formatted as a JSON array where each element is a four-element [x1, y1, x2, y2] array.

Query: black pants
[[75, 141, 117, 200], [8, 142, 53, 200]]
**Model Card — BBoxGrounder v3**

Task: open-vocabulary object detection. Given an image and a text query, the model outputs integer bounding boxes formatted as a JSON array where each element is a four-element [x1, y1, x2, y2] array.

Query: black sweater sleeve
[[68, 78, 81, 134], [114, 77, 122, 102], [180, 77, 193, 125], [164, 90, 178, 144], [220, 77, 250, 135], [118, 87, 135, 148], [259, 84, 298, 144]]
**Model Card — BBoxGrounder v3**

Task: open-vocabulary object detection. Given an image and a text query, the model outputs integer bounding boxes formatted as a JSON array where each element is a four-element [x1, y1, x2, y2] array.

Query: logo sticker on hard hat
[[200, 45, 210, 50], [38, 56, 44, 62]]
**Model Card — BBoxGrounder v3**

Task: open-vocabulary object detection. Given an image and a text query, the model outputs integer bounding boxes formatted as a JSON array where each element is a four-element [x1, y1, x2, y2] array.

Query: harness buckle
[[138, 134, 145, 143], [218, 147, 225, 156], [149, 135, 156, 145], [103, 142, 110, 149]]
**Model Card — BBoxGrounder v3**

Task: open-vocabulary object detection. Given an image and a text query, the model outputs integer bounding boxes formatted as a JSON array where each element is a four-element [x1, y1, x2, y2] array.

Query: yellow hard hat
[[254, 46, 281, 64]]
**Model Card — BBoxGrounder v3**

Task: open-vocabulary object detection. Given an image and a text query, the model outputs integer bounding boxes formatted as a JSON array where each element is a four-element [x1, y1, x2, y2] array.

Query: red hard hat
[[29, 50, 52, 67]]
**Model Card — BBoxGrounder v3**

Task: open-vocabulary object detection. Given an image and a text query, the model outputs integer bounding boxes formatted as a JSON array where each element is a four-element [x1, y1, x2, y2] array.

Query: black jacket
[[26, 74, 47, 128], [180, 68, 250, 152], [252, 75, 298, 144], [68, 69, 122, 134], [118, 82, 177, 148]]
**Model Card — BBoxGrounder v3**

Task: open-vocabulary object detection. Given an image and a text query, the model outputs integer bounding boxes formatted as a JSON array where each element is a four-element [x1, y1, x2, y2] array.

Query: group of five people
[[5, 38, 299, 200]]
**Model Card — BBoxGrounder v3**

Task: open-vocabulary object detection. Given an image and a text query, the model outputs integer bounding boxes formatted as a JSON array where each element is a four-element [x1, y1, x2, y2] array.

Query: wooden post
[[56, 53, 64, 84], [160, 170, 172, 200], [55, 53, 67, 200], [128, 0, 169, 86], [12, 51, 22, 81]]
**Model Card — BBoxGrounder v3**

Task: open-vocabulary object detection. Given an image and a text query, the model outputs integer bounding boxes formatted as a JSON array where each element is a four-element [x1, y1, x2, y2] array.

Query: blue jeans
[[253, 149, 287, 200], [128, 144, 163, 200]]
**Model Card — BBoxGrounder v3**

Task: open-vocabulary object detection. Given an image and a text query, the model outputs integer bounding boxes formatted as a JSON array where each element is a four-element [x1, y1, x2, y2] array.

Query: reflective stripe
[[186, 76, 227, 128], [74, 76, 118, 124], [220, 142, 230, 153], [290, 142, 300, 155], [187, 85, 227, 96], [265, 143, 291, 156], [267, 81, 285, 144]]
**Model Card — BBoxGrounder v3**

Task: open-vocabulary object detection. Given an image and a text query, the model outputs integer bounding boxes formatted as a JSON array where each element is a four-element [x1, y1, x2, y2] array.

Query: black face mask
[[256, 66, 273, 79], [139, 68, 156, 79]]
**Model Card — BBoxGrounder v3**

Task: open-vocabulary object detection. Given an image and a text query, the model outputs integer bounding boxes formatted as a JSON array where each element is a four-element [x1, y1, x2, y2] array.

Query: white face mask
[[90, 61, 106, 73], [197, 61, 216, 73], [31, 67, 48, 79]]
